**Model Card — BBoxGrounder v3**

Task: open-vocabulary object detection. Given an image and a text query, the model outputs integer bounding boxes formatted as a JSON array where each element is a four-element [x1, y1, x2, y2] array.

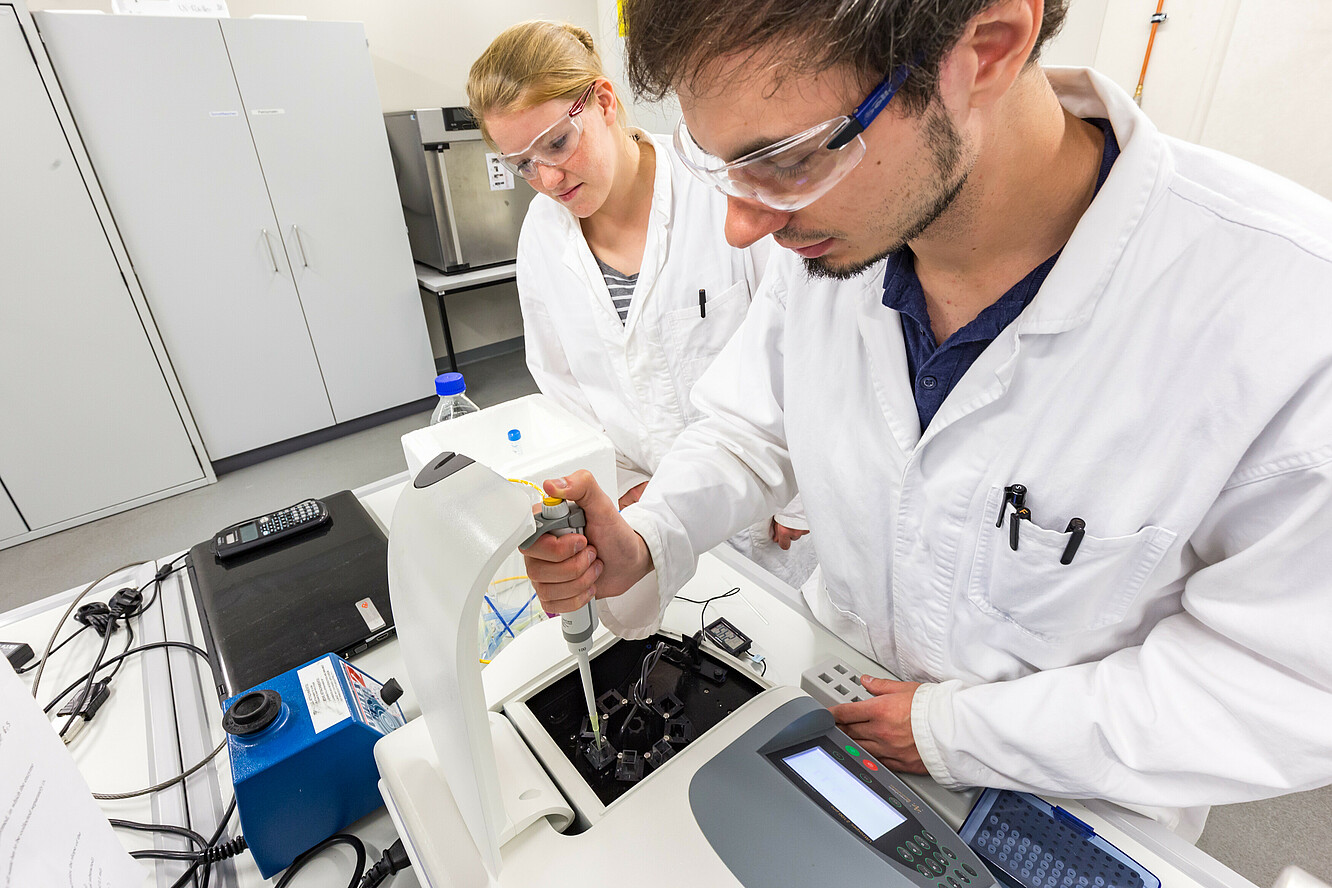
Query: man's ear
[[946, 0, 1042, 110]]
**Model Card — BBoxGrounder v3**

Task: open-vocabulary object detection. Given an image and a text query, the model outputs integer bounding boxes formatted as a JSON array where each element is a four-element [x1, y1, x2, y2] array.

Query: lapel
[[623, 131, 672, 338], [917, 67, 1169, 446], [561, 212, 629, 346], [855, 266, 923, 455]]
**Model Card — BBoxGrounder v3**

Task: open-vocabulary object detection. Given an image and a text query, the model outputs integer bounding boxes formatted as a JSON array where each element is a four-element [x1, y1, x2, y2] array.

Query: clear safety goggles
[[673, 65, 911, 212], [497, 82, 596, 180]]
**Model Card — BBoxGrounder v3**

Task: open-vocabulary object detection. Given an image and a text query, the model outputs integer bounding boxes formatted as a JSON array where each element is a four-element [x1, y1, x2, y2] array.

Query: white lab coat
[[608, 69, 1332, 837], [516, 131, 816, 587]]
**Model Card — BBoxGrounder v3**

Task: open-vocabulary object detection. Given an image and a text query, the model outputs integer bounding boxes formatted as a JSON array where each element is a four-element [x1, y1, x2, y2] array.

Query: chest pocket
[[967, 486, 1177, 642], [663, 279, 750, 419]]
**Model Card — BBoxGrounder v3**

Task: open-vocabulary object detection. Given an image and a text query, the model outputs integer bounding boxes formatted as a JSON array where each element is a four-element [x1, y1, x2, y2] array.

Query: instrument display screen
[[781, 746, 907, 840]]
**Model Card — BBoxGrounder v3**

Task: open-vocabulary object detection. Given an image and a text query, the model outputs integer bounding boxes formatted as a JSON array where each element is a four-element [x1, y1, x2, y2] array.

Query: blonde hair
[[467, 20, 625, 145]]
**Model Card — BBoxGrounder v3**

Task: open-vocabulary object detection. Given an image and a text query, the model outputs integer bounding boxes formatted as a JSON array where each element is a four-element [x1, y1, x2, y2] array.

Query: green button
[[844, 744, 861, 757]]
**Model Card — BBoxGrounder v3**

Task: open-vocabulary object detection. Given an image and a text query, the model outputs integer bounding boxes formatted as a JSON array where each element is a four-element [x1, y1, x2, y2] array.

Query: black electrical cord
[[38, 639, 222, 800], [161, 797, 238, 888], [677, 586, 741, 634], [105, 621, 135, 682], [35, 555, 187, 727], [59, 616, 116, 737], [135, 555, 187, 618], [43, 641, 210, 715], [16, 622, 90, 674], [618, 640, 668, 745], [358, 840, 411, 888], [110, 817, 208, 850], [274, 833, 368, 888], [30, 561, 142, 699]]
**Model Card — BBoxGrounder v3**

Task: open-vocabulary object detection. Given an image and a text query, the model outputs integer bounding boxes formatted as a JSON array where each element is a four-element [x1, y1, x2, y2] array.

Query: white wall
[[28, 0, 657, 358], [1044, 0, 1330, 199]]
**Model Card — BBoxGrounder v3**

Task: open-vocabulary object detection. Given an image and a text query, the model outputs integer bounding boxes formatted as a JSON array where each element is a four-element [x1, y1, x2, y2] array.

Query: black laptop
[[188, 490, 395, 701]]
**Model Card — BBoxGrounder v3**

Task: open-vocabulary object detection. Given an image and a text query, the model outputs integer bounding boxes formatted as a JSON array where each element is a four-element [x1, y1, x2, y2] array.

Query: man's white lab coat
[[516, 131, 815, 586], [607, 69, 1332, 837]]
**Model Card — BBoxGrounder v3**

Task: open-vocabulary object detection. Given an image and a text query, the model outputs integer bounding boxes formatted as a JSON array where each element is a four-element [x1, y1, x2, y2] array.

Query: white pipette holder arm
[[387, 452, 534, 880]]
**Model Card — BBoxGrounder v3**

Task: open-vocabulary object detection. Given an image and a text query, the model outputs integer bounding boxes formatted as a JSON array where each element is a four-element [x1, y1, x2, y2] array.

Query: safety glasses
[[497, 82, 597, 180], [673, 65, 911, 212]]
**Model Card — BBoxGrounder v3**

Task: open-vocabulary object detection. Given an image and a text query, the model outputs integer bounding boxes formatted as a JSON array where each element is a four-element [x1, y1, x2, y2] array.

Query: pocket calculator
[[211, 499, 330, 560]]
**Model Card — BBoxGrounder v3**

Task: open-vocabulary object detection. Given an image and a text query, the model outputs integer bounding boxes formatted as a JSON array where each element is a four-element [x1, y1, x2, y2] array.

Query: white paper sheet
[[0, 662, 146, 888]]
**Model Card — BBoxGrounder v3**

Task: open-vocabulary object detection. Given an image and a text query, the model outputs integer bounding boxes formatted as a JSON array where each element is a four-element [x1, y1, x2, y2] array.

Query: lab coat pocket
[[665, 279, 750, 359], [967, 487, 1177, 642], [802, 567, 876, 658], [665, 280, 750, 419]]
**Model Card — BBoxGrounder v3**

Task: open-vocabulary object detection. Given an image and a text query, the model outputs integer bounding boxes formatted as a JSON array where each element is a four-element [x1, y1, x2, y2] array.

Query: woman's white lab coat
[[516, 131, 815, 587], [609, 70, 1332, 836]]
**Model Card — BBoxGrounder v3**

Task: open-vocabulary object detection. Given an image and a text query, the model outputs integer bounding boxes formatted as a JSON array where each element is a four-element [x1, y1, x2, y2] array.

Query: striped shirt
[[595, 256, 638, 324]]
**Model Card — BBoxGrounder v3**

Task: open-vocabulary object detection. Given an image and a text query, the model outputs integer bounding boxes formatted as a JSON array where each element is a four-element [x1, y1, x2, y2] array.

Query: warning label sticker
[[298, 658, 351, 734], [341, 661, 404, 736]]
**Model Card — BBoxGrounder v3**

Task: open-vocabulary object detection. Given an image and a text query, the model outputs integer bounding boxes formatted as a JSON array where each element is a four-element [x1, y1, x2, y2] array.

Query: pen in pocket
[[699, 288, 707, 318], [1060, 518, 1086, 565]]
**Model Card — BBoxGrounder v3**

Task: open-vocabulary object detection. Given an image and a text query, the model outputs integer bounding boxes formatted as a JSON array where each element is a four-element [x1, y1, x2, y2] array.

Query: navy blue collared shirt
[[883, 118, 1120, 434]]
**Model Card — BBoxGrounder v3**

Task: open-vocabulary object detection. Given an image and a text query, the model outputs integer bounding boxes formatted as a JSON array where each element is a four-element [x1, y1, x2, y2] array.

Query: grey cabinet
[[0, 486, 26, 544], [36, 14, 436, 460], [0, 4, 209, 543]]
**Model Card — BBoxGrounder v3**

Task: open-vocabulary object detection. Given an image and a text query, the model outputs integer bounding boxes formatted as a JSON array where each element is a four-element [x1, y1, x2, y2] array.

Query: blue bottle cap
[[507, 429, 522, 442], [435, 372, 466, 396]]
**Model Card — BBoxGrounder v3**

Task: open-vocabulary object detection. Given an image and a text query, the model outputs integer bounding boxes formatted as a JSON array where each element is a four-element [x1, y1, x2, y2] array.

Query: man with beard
[[520, 0, 1332, 838]]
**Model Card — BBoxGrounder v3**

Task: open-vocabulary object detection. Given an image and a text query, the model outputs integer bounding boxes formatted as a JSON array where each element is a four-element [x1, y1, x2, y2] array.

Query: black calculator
[[211, 499, 330, 560]]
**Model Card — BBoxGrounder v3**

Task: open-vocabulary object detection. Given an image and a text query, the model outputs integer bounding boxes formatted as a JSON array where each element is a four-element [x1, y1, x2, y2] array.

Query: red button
[[863, 759, 879, 771]]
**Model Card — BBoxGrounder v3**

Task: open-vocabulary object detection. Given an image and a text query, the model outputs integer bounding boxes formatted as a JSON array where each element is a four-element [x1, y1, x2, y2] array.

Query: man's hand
[[618, 481, 648, 510], [520, 470, 653, 615], [770, 519, 810, 550], [830, 677, 926, 774]]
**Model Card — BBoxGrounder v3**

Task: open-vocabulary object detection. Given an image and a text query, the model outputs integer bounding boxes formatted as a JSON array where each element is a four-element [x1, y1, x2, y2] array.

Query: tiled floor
[[2, 347, 1328, 887]]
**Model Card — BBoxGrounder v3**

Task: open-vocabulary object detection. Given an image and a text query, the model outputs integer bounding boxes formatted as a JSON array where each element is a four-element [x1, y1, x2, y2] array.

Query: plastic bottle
[[507, 428, 523, 456], [429, 372, 480, 424]]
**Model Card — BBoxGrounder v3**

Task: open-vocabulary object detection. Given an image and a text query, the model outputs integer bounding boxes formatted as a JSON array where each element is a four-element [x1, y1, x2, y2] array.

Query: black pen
[[699, 288, 707, 318], [1009, 507, 1030, 550], [1061, 518, 1086, 565], [997, 483, 1027, 528]]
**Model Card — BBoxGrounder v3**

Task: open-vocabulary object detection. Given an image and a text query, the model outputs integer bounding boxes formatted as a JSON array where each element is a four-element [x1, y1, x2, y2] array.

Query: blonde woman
[[467, 21, 815, 588]]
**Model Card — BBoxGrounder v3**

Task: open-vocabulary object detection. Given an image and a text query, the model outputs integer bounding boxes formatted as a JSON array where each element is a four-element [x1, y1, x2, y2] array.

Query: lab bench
[[0, 472, 1261, 888]]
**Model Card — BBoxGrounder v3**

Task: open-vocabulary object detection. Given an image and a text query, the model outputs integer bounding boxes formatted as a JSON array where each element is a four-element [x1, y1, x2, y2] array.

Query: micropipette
[[524, 496, 602, 749]]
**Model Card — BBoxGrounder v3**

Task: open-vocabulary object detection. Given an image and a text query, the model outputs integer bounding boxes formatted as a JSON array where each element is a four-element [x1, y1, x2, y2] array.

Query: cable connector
[[201, 834, 248, 863], [58, 679, 111, 720], [107, 587, 144, 618], [359, 839, 411, 887], [75, 602, 116, 637]]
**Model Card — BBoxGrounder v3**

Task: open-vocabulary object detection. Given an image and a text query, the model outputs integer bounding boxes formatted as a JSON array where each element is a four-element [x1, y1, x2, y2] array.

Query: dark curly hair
[[623, 0, 1069, 115]]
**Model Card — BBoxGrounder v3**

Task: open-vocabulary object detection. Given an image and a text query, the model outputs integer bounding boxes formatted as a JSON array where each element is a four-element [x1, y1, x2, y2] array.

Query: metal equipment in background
[[384, 107, 536, 274]]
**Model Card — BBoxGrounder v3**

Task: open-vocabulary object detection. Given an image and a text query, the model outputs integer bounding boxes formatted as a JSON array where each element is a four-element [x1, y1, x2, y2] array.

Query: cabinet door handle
[[292, 225, 309, 267], [261, 228, 279, 273]]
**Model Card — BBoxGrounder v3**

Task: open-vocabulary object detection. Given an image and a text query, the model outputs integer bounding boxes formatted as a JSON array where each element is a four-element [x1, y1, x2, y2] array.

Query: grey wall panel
[[0, 8, 204, 528]]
